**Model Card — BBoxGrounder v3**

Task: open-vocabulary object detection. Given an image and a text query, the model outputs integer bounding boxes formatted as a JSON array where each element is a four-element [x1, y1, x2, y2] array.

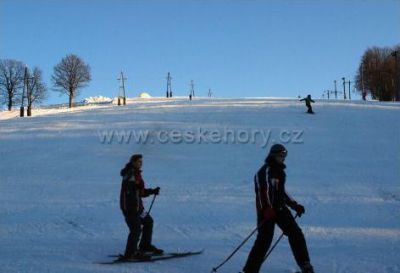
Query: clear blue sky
[[1, 0, 399, 104]]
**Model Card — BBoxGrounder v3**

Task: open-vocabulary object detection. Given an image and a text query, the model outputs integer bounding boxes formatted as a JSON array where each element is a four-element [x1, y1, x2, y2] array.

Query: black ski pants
[[243, 207, 310, 273], [124, 213, 154, 256]]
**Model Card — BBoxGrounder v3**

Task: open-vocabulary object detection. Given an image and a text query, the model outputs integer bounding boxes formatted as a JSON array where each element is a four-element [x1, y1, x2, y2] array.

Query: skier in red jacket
[[120, 154, 163, 259]]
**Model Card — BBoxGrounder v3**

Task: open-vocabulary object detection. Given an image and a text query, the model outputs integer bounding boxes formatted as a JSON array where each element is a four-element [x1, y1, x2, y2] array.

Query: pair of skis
[[97, 250, 203, 265], [97, 196, 203, 265], [98, 250, 302, 273]]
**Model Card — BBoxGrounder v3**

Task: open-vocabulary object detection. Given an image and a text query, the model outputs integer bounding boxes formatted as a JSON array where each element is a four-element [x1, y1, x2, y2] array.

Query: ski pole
[[211, 220, 266, 273], [262, 214, 299, 263], [147, 194, 157, 215]]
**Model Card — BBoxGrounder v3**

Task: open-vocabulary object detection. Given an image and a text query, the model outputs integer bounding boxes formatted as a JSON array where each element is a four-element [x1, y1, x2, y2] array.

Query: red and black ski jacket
[[254, 158, 298, 216], [120, 168, 153, 216]]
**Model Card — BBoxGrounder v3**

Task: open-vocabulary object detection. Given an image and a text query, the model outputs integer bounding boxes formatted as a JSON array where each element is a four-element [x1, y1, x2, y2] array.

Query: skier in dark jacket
[[120, 154, 163, 259], [300, 95, 315, 114], [242, 144, 314, 273]]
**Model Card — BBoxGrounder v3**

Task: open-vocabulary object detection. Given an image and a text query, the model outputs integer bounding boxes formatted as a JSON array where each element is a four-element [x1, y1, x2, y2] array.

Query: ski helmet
[[269, 144, 287, 155]]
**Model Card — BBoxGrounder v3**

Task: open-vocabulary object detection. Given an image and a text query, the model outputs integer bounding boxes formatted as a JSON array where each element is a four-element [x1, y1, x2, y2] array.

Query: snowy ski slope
[[0, 98, 399, 273]]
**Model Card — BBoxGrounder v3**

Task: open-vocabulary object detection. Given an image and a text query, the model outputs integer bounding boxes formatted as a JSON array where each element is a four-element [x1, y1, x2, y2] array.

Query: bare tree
[[52, 54, 91, 108], [355, 45, 399, 101], [26, 67, 47, 116], [0, 59, 24, 110]]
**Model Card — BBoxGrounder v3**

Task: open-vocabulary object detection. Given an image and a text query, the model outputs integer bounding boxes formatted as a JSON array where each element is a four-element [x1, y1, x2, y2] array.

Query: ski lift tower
[[117, 71, 127, 105], [20, 66, 28, 117], [166, 72, 173, 98], [190, 80, 195, 97], [342, 77, 347, 100]]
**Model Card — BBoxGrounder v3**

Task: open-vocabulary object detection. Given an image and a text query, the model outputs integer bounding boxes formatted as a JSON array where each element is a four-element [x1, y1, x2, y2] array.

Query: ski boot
[[300, 261, 314, 273], [140, 244, 164, 255], [122, 250, 151, 261]]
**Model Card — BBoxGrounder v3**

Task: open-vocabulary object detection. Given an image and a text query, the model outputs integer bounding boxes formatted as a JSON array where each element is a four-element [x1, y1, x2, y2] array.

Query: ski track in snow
[[1, 98, 399, 273]]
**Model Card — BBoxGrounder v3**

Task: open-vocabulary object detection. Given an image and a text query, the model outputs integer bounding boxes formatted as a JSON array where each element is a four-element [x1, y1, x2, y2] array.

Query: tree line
[[355, 45, 400, 101], [2, 47, 399, 112], [0, 54, 91, 114]]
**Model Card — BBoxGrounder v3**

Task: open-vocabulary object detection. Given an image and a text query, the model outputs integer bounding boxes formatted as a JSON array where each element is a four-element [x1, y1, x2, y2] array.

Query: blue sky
[[1, 0, 399, 104]]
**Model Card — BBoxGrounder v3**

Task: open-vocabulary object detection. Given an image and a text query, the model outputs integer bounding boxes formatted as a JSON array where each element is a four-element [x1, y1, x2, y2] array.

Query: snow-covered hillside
[[0, 98, 399, 273]]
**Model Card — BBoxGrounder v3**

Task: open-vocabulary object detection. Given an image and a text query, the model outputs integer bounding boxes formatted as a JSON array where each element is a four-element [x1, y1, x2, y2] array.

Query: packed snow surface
[[0, 97, 399, 273]]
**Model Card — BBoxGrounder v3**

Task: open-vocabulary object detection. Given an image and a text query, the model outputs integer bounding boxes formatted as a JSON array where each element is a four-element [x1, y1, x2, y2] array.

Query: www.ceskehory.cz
[[96, 127, 305, 147]]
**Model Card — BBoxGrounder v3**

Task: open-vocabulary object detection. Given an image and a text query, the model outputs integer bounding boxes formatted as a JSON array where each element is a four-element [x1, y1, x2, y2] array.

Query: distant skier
[[189, 94, 192, 101], [300, 95, 315, 114], [120, 154, 163, 260], [242, 144, 314, 273]]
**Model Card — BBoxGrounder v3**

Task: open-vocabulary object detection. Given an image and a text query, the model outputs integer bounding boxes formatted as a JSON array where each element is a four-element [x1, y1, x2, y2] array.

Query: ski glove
[[263, 207, 276, 220], [294, 204, 305, 217], [152, 187, 160, 195]]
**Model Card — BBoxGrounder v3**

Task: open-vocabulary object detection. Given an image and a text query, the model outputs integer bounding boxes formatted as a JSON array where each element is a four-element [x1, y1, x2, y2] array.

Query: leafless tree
[[52, 54, 91, 108], [26, 67, 47, 116], [0, 59, 24, 110], [355, 45, 399, 101]]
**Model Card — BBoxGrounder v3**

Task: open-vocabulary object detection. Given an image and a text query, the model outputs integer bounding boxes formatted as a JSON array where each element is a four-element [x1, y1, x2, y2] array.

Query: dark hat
[[130, 154, 143, 163], [269, 144, 287, 155]]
